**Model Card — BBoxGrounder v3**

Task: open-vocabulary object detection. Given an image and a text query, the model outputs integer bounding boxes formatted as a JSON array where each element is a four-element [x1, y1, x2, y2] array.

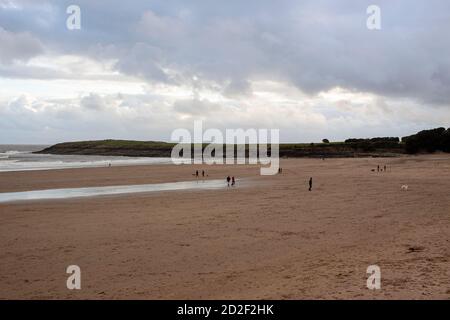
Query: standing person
[[384, 165, 386, 172], [231, 176, 235, 186], [377, 165, 380, 172], [309, 177, 313, 191], [226, 176, 231, 187], [202, 170, 205, 178], [196, 170, 199, 178]]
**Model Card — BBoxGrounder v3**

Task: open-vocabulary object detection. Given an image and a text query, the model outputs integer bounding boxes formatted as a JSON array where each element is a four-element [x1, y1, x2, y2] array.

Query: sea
[[0, 145, 172, 172]]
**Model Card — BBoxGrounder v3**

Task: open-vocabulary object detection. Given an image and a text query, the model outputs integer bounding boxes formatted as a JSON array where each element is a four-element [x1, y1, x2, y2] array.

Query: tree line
[[402, 127, 450, 154]]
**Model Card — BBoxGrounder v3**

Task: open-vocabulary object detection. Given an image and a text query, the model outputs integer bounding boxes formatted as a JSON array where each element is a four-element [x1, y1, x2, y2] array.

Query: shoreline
[[0, 154, 443, 193], [0, 162, 262, 193]]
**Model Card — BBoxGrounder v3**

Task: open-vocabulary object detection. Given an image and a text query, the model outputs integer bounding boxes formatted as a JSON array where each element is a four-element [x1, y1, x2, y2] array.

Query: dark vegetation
[[402, 127, 450, 154]]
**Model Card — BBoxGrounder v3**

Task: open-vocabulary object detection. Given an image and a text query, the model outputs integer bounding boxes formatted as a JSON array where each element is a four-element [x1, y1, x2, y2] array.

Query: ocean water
[[0, 179, 227, 203], [0, 145, 172, 172]]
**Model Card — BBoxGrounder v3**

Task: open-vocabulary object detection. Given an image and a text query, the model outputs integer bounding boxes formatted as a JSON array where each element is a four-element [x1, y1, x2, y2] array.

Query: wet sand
[[1, 155, 449, 299]]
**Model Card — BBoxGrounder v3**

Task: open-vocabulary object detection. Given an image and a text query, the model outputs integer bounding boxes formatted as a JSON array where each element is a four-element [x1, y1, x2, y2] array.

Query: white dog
[[401, 185, 409, 191]]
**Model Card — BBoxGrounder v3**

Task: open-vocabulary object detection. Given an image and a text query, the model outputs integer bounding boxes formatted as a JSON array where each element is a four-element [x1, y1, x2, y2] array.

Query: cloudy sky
[[1, 0, 449, 144]]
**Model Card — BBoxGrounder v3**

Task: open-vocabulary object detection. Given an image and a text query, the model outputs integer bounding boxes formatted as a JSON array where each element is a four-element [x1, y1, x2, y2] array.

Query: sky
[[0, 0, 449, 144]]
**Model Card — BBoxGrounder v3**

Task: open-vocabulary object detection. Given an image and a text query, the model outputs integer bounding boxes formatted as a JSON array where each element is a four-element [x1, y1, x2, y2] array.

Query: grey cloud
[[114, 42, 169, 83], [80, 93, 107, 111], [172, 98, 224, 116], [0, 63, 66, 79], [222, 79, 253, 98], [0, 27, 43, 63]]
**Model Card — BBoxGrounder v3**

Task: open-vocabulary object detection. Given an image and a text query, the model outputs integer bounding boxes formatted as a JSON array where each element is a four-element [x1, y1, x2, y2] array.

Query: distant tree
[[403, 127, 449, 154], [322, 139, 330, 144]]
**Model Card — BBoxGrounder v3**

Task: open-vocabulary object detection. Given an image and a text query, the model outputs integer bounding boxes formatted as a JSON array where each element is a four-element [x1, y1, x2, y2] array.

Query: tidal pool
[[0, 179, 227, 203]]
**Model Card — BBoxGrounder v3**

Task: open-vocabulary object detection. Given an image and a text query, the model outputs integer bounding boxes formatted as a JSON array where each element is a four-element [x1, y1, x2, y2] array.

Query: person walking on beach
[[309, 177, 313, 191], [202, 170, 205, 177], [377, 165, 380, 172], [231, 176, 236, 187], [196, 170, 199, 178], [226, 176, 231, 187]]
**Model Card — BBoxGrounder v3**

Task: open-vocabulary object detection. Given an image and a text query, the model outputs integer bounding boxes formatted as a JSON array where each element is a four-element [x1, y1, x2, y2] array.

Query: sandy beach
[[0, 155, 449, 299]]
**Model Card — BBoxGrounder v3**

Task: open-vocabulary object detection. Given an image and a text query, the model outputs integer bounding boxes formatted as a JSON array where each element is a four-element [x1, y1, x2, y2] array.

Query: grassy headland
[[35, 128, 449, 158], [36, 138, 404, 158]]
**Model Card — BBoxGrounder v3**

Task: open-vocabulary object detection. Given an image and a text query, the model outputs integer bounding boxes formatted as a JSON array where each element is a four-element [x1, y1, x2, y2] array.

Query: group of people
[[194, 170, 207, 178], [226, 176, 236, 187], [375, 165, 388, 172], [194, 167, 312, 191], [193, 169, 236, 187]]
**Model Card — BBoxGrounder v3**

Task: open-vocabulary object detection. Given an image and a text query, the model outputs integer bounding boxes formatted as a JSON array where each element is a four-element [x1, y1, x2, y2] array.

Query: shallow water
[[0, 179, 227, 203], [0, 145, 172, 172]]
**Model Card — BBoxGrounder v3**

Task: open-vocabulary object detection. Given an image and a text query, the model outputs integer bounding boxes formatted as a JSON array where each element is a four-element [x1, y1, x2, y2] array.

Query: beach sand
[[0, 155, 449, 299]]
